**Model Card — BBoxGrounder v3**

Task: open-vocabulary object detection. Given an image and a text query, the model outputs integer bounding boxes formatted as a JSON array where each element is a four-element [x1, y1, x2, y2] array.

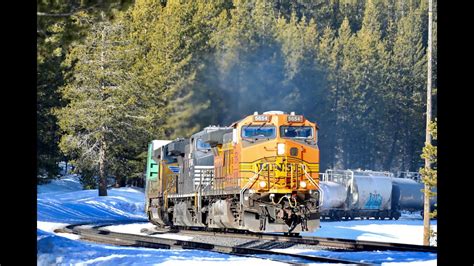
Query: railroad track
[[165, 227, 437, 253], [56, 223, 371, 265]]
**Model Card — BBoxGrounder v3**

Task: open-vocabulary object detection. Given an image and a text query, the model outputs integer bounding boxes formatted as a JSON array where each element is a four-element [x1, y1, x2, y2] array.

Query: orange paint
[[213, 113, 320, 194]]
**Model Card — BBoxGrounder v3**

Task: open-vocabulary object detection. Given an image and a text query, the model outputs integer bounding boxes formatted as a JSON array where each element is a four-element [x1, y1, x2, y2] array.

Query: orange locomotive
[[145, 111, 322, 233]]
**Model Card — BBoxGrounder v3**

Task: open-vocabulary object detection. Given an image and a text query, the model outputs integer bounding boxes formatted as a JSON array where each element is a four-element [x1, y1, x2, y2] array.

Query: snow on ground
[[38, 175, 437, 265], [302, 216, 437, 245], [37, 176, 289, 265], [382, 260, 437, 266], [37, 175, 146, 224], [38, 229, 289, 266], [37, 221, 81, 240], [270, 248, 437, 265]]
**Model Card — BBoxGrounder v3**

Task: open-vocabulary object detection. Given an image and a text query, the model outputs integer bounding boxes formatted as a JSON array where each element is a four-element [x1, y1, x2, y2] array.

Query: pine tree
[[275, 11, 305, 81], [325, 17, 353, 168], [165, 1, 231, 137], [211, 0, 289, 123], [387, 6, 426, 170], [420, 119, 437, 245], [56, 11, 157, 195], [348, 0, 390, 169], [38, 0, 135, 179]]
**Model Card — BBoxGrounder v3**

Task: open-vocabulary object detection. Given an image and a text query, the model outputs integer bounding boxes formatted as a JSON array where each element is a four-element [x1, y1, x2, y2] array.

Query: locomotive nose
[[276, 140, 305, 159]]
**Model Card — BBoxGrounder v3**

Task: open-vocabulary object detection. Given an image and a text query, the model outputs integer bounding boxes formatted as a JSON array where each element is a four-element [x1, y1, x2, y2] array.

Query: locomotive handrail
[[301, 163, 324, 208], [239, 163, 267, 206]]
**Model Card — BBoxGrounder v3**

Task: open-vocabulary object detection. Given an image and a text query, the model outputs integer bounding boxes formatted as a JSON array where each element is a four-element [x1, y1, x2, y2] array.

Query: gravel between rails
[[147, 230, 332, 252]]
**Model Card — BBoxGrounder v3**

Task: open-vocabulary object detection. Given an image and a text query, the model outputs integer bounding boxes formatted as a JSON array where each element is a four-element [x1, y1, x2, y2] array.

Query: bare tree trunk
[[423, 0, 433, 246], [98, 137, 108, 196], [98, 12, 108, 197]]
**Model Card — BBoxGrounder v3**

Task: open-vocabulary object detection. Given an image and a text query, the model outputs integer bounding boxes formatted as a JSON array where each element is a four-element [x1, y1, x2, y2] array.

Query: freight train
[[145, 111, 322, 233], [319, 169, 437, 220]]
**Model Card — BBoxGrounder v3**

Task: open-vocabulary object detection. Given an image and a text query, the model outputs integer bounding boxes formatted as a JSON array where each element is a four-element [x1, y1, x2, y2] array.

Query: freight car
[[391, 171, 437, 218], [319, 170, 437, 220], [145, 111, 322, 233], [319, 169, 399, 220]]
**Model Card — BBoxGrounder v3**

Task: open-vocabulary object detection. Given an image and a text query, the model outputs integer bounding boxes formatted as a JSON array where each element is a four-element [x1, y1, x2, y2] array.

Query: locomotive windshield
[[196, 138, 211, 151], [280, 126, 313, 139], [241, 126, 276, 139]]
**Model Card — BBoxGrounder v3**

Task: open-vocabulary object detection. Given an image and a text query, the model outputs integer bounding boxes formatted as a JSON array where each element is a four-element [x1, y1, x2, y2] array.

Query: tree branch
[[37, 12, 76, 17]]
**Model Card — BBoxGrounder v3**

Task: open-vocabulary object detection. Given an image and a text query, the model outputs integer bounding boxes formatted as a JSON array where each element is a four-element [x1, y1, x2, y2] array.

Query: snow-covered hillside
[[37, 175, 437, 265]]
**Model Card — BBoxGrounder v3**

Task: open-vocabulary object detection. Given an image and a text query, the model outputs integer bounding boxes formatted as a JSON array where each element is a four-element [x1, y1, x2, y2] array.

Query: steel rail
[[58, 224, 372, 265], [169, 228, 437, 253]]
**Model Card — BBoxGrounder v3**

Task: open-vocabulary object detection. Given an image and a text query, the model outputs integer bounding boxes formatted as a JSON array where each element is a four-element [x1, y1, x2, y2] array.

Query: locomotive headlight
[[259, 181, 267, 188], [277, 143, 285, 155], [300, 181, 307, 188]]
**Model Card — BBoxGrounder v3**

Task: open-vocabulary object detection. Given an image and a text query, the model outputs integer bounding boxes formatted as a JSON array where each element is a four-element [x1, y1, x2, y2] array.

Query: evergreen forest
[[37, 0, 437, 189]]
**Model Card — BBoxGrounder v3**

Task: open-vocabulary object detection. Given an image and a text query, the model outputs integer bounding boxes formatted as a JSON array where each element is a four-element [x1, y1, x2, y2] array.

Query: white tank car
[[349, 171, 393, 211], [321, 169, 396, 220], [319, 181, 347, 211]]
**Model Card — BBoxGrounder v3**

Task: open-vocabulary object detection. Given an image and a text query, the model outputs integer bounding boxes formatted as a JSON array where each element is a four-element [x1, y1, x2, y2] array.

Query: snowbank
[[37, 175, 147, 223], [37, 174, 83, 194]]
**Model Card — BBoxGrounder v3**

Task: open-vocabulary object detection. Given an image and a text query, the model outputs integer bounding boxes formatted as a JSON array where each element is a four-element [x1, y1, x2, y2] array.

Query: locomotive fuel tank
[[319, 181, 347, 211]]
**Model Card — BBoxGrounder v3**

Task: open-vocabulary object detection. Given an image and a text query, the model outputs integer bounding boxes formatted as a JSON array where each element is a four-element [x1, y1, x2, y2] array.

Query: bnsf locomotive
[[145, 111, 322, 233]]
